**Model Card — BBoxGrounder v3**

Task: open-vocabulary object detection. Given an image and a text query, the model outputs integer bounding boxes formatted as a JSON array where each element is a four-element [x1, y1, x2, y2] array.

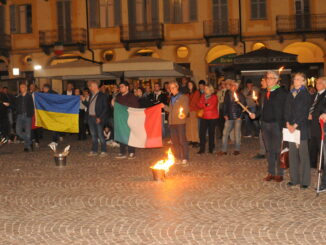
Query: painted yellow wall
[[3, 0, 326, 85]]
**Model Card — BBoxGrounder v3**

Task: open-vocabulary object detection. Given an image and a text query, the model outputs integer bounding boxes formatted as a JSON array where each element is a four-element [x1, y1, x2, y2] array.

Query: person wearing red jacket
[[197, 84, 219, 154], [186, 81, 201, 147]]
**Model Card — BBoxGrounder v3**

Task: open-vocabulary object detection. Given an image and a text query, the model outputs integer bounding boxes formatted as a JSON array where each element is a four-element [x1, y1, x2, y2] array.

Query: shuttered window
[[251, 0, 267, 20], [89, 0, 121, 28], [10, 4, 32, 34], [0, 5, 5, 34], [164, 0, 197, 24], [163, 0, 171, 23]]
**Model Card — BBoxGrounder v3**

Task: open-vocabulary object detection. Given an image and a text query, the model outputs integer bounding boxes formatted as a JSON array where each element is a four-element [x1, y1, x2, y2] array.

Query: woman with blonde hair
[[197, 84, 219, 154], [284, 72, 311, 189]]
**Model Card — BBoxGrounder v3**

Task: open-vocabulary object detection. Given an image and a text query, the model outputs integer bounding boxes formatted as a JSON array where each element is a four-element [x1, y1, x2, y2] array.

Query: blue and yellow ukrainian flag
[[34, 92, 80, 133]]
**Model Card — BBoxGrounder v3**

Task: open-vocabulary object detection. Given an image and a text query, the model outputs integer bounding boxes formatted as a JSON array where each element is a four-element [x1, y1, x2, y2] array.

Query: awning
[[34, 59, 117, 80], [102, 57, 191, 78]]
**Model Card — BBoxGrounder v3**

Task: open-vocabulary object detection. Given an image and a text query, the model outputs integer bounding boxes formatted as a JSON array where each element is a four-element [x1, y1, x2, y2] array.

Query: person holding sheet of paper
[[284, 73, 312, 189]]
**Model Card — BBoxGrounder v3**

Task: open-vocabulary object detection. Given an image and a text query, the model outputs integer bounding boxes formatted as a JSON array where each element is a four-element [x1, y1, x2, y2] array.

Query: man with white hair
[[83, 81, 108, 157], [308, 77, 326, 168], [250, 70, 288, 182]]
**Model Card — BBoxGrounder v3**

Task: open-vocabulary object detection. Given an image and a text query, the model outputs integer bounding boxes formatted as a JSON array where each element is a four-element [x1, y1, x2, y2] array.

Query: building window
[[176, 46, 189, 58], [0, 5, 5, 34], [251, 0, 267, 20], [10, 4, 32, 34], [164, 0, 197, 24], [89, 0, 121, 28]]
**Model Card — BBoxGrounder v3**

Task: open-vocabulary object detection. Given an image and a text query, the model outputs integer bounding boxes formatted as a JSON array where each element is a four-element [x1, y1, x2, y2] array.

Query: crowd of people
[[0, 72, 326, 191]]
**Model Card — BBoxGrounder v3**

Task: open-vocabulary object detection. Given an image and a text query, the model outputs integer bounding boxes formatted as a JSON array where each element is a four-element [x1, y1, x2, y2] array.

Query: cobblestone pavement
[[0, 136, 325, 245]]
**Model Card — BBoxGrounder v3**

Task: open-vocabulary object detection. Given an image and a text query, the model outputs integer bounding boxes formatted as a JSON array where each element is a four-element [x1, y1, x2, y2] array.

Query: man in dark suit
[[308, 77, 326, 168], [83, 81, 108, 157], [62, 82, 75, 96]]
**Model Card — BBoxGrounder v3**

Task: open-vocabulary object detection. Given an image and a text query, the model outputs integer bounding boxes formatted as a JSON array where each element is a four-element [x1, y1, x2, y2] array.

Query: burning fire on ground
[[150, 148, 175, 174]]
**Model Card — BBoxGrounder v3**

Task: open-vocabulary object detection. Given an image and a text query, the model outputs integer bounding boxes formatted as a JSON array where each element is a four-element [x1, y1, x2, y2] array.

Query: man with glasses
[[250, 71, 288, 182]]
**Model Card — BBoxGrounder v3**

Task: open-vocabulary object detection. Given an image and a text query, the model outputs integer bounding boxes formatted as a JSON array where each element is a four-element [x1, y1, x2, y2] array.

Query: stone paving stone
[[0, 136, 326, 244]]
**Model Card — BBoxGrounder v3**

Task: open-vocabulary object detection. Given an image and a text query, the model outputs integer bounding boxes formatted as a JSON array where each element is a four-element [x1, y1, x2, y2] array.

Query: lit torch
[[234, 92, 252, 115], [178, 107, 186, 119], [278, 66, 284, 75], [252, 90, 258, 105]]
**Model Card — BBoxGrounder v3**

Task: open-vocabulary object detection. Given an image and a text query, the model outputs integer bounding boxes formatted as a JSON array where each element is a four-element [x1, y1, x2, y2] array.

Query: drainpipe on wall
[[239, 0, 246, 54], [85, 0, 95, 61]]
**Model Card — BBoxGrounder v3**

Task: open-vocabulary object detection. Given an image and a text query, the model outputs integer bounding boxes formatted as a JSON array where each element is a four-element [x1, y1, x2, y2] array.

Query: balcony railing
[[204, 19, 239, 38], [0, 34, 11, 50], [120, 23, 164, 49], [39, 28, 87, 47], [276, 14, 326, 34]]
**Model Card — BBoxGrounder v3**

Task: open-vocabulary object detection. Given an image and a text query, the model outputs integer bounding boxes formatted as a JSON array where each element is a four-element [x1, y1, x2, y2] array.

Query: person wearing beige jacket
[[164, 81, 190, 165]]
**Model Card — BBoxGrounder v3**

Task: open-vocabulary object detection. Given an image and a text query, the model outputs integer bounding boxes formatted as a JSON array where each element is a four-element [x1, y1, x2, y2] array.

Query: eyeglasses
[[266, 77, 277, 80]]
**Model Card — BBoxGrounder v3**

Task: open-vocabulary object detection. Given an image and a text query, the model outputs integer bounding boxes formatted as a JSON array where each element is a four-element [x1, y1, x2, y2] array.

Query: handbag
[[280, 141, 289, 169], [197, 109, 204, 118]]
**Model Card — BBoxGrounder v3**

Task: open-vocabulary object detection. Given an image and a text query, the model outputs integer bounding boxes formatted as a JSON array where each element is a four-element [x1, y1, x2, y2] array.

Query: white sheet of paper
[[282, 128, 301, 145]]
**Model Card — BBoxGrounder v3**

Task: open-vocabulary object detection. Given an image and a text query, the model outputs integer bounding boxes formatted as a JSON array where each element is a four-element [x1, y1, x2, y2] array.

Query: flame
[[252, 90, 258, 101], [278, 66, 284, 74], [233, 92, 239, 102], [151, 148, 175, 173], [178, 107, 185, 119]]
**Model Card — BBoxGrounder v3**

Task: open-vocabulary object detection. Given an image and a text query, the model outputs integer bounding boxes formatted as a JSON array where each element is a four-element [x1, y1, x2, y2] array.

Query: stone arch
[[283, 42, 324, 63], [205, 45, 237, 64]]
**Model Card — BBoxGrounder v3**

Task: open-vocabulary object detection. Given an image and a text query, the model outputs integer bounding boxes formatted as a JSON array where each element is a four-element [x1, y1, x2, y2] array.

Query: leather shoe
[[274, 176, 283, 182], [233, 151, 240, 156], [287, 181, 296, 186], [197, 150, 204, 154], [300, 185, 309, 189], [263, 174, 274, 181], [217, 151, 227, 156]]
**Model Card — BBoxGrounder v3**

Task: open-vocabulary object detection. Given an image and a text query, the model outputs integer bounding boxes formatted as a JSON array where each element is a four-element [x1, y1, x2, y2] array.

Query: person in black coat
[[0, 91, 10, 139], [82, 81, 108, 156], [15, 83, 34, 152], [250, 71, 288, 182], [62, 82, 75, 96], [218, 80, 246, 156], [308, 77, 326, 168], [284, 73, 311, 189]]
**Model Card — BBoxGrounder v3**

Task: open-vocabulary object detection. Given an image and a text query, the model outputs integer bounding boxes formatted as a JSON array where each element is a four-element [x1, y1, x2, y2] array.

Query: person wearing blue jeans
[[221, 119, 242, 153], [15, 83, 34, 152], [83, 81, 108, 157], [218, 80, 246, 156], [88, 116, 106, 153]]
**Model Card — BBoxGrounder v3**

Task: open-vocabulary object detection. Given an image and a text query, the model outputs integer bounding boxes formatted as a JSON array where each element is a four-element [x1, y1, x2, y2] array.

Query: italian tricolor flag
[[114, 103, 163, 148]]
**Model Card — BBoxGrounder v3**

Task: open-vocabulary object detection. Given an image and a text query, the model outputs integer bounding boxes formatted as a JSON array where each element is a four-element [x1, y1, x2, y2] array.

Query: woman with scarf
[[284, 73, 311, 189], [197, 84, 219, 154], [250, 71, 287, 182]]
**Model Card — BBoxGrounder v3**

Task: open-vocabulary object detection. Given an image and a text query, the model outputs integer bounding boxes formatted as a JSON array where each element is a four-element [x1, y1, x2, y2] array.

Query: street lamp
[[12, 68, 20, 76], [34, 65, 42, 70]]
